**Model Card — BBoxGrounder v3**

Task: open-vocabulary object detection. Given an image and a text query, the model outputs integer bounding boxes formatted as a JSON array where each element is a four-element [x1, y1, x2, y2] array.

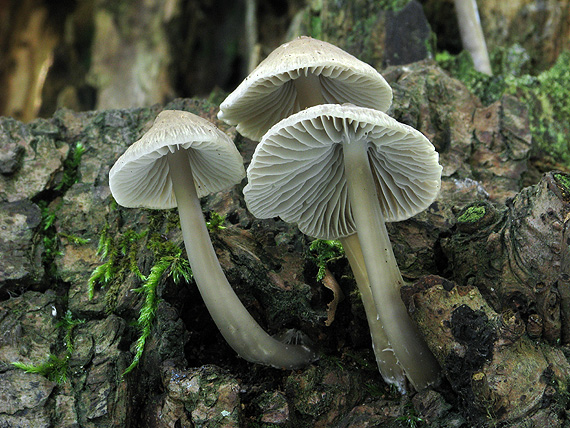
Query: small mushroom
[[218, 36, 392, 141], [109, 109, 317, 369], [454, 0, 492, 75], [244, 104, 442, 390]]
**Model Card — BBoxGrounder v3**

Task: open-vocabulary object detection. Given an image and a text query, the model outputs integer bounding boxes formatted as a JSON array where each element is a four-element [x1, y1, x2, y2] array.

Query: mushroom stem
[[294, 73, 326, 109], [340, 234, 407, 392], [454, 0, 492, 75], [166, 149, 317, 369], [341, 139, 440, 391]]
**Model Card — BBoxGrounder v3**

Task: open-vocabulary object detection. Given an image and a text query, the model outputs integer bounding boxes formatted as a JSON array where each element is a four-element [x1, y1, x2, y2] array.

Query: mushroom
[[109, 109, 317, 369], [243, 104, 442, 390], [218, 36, 392, 141], [454, 0, 492, 75]]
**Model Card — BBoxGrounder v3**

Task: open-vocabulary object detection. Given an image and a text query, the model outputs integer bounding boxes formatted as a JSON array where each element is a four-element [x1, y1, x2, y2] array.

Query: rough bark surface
[[0, 59, 569, 427]]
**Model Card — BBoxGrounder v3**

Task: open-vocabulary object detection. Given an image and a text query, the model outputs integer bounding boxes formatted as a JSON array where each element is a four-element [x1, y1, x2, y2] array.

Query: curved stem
[[340, 234, 406, 393], [342, 140, 440, 391], [167, 149, 317, 369]]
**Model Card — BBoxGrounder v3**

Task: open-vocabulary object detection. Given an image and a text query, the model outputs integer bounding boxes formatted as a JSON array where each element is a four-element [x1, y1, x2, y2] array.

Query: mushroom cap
[[109, 110, 245, 209], [243, 104, 442, 240], [218, 36, 393, 141]]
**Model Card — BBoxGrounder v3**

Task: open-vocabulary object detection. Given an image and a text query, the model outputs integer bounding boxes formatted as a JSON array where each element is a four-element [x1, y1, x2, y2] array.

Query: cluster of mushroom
[[109, 36, 442, 392], [219, 36, 442, 392], [109, 110, 317, 369]]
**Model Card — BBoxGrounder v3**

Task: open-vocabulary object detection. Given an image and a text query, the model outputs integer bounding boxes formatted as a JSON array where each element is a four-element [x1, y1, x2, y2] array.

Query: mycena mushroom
[[109, 109, 317, 369], [218, 36, 392, 141], [218, 36, 401, 385], [243, 104, 442, 391]]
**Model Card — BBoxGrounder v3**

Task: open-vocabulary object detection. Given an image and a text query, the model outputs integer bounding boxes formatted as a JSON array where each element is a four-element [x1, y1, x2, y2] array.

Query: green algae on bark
[[457, 205, 486, 223], [438, 49, 570, 168]]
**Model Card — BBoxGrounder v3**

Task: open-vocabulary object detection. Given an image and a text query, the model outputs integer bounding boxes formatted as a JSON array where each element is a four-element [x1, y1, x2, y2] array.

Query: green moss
[[396, 402, 425, 428], [58, 310, 86, 352], [89, 208, 193, 375], [308, 239, 344, 282], [436, 45, 530, 104], [310, 15, 322, 39], [206, 211, 227, 232], [90, 231, 125, 300], [520, 51, 570, 166], [59, 232, 90, 245], [32, 141, 88, 281], [436, 50, 506, 105], [377, 0, 410, 12], [554, 173, 570, 200], [206, 88, 227, 106], [457, 205, 486, 224], [124, 250, 191, 375], [37, 200, 64, 278], [12, 310, 84, 384], [345, 14, 380, 63], [286, 365, 334, 418], [56, 142, 85, 191], [12, 355, 70, 384], [439, 48, 570, 167], [554, 173, 570, 191]]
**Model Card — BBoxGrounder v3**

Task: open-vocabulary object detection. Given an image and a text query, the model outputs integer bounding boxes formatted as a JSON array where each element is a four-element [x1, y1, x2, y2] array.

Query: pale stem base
[[341, 234, 407, 392]]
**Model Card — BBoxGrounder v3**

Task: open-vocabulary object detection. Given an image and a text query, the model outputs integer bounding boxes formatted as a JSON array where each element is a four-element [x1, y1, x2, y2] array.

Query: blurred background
[[1, 0, 569, 123]]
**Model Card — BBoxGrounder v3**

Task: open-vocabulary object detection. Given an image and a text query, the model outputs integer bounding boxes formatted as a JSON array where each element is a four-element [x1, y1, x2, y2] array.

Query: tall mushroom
[[244, 104, 442, 390], [218, 36, 392, 141], [218, 36, 402, 386], [109, 109, 317, 369]]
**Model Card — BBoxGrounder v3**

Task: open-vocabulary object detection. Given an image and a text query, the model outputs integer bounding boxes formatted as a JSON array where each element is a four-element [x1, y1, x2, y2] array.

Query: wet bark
[[441, 171, 570, 345], [0, 60, 569, 427]]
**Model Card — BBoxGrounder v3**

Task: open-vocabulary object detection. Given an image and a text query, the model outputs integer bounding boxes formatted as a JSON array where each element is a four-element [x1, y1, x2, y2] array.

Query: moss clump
[[378, 0, 411, 12], [308, 239, 344, 282], [37, 200, 63, 278], [89, 208, 192, 375], [206, 211, 227, 232], [554, 173, 570, 191], [88, 224, 148, 302], [554, 173, 570, 200], [457, 205, 486, 224], [396, 402, 425, 428], [286, 365, 334, 419], [124, 250, 191, 374], [55, 142, 85, 191], [12, 355, 70, 384], [12, 310, 85, 384]]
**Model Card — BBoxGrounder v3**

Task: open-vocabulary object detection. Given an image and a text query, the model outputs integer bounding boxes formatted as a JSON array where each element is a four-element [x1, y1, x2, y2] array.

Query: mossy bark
[[442, 171, 570, 345]]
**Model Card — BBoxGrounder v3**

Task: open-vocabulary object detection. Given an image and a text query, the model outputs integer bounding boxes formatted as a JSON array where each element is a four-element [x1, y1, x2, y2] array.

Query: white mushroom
[[218, 36, 393, 141], [454, 0, 492, 75], [244, 104, 442, 390], [109, 109, 317, 369]]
